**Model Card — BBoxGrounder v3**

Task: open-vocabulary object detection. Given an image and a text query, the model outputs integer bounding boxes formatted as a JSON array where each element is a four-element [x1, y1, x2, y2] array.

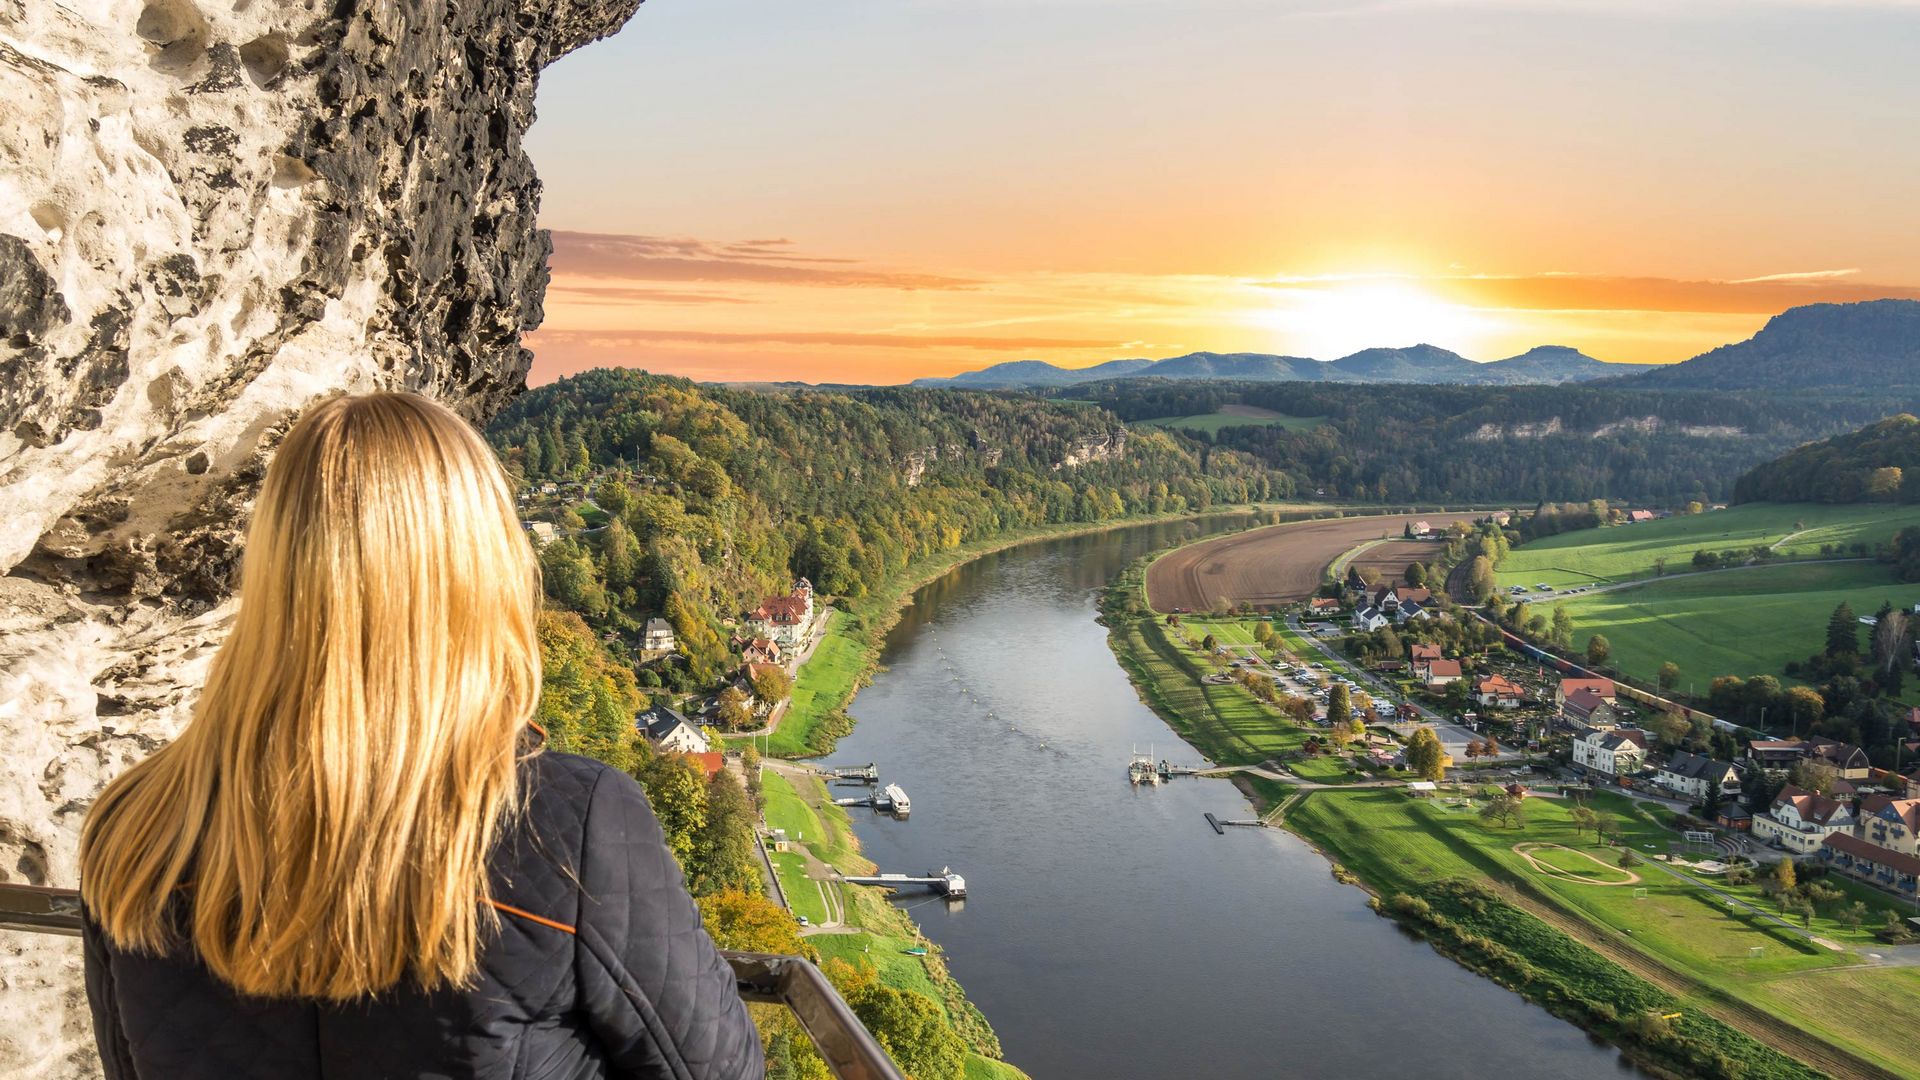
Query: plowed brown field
[[1347, 538, 1449, 582], [1146, 513, 1476, 611]]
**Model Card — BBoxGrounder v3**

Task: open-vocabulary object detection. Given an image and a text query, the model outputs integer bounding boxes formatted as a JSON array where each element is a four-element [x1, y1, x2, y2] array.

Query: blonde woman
[[79, 393, 762, 1079]]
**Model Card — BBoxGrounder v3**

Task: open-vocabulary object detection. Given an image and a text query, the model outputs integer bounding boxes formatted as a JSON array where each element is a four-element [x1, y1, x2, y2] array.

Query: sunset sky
[[523, 0, 1920, 385]]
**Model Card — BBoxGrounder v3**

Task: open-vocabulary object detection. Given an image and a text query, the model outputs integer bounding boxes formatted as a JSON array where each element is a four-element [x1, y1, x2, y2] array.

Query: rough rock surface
[[0, 2, 641, 1074]]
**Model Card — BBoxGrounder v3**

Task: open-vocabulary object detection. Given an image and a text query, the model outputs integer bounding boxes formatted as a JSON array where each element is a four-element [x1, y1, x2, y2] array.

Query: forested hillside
[[1621, 299, 1920, 392], [487, 369, 1288, 690], [1065, 380, 1889, 504], [1733, 414, 1920, 503]]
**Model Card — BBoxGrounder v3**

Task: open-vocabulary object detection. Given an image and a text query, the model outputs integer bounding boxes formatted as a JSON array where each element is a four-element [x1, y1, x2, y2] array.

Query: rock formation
[[0, 2, 641, 1074]]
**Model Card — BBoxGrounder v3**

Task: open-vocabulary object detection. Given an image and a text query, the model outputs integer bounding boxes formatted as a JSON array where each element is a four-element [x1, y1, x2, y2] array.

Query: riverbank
[[759, 764, 1023, 1080], [1102, 533, 1913, 1080]]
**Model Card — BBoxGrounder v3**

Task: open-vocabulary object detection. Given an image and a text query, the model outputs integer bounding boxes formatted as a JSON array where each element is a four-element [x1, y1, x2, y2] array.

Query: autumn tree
[[1404, 728, 1450, 783], [715, 686, 754, 731], [692, 771, 761, 895], [633, 750, 709, 867], [1657, 661, 1681, 693], [747, 664, 793, 706]]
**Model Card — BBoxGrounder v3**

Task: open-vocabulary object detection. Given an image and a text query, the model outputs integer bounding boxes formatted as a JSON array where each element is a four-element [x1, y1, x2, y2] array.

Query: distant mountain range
[[912, 344, 1651, 389], [1617, 299, 1920, 392], [911, 299, 1920, 394]]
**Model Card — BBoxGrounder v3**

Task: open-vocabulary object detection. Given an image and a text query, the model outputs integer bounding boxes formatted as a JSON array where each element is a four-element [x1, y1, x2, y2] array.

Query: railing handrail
[[0, 883, 903, 1080]]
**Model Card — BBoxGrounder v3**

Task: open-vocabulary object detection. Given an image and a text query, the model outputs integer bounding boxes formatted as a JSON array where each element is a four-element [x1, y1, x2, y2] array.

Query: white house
[[1571, 728, 1646, 779], [750, 584, 815, 649], [642, 617, 677, 653], [524, 521, 558, 547], [1753, 785, 1854, 854], [1352, 606, 1389, 632], [637, 706, 711, 754], [1654, 751, 1741, 803]]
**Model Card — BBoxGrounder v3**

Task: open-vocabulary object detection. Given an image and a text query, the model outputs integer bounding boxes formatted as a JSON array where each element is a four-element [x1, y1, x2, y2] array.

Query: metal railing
[[0, 883, 903, 1080]]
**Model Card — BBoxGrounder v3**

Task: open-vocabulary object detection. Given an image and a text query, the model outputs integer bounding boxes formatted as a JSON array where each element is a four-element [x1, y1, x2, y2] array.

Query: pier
[[833, 782, 910, 813], [1205, 812, 1268, 833], [838, 869, 966, 899], [824, 763, 880, 785]]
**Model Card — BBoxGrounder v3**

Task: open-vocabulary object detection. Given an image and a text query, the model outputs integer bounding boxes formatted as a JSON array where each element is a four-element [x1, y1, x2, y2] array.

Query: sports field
[[1135, 405, 1328, 435], [1539, 561, 1918, 689], [1495, 502, 1920, 590]]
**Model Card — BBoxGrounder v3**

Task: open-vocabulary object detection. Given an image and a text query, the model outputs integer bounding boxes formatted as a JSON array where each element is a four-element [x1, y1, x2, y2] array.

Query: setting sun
[[1253, 279, 1501, 360]]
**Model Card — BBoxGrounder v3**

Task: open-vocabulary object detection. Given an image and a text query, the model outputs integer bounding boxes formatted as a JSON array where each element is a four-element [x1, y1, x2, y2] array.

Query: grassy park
[[1494, 502, 1920, 589], [1288, 785, 1920, 1077], [1539, 561, 1918, 690]]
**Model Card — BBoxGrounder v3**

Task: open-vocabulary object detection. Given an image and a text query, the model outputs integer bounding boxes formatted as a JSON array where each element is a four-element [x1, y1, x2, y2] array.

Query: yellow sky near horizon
[[521, 1, 1920, 386]]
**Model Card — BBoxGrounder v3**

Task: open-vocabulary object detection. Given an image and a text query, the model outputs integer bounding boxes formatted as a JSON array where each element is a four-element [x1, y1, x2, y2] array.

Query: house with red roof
[[1474, 674, 1523, 709], [1754, 785, 1855, 854]]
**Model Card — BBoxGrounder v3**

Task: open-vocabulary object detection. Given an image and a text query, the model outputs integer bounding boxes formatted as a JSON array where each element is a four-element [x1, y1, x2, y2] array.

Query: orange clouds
[[524, 231, 1917, 385]]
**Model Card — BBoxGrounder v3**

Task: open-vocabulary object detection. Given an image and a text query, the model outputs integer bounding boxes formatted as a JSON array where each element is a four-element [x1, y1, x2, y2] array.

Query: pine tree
[[1827, 602, 1859, 657]]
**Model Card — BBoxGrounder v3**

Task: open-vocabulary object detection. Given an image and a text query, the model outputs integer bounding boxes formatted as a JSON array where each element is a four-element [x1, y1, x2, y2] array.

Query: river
[[824, 516, 1630, 1080]]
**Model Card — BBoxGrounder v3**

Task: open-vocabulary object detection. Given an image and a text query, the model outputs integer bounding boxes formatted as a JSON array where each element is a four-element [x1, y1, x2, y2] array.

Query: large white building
[[1570, 728, 1646, 779], [1753, 785, 1854, 854]]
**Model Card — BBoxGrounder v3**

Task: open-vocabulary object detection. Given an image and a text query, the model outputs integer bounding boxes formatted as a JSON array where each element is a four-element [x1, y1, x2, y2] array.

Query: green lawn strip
[[768, 851, 828, 924], [1738, 967, 1920, 1079], [760, 769, 822, 841], [1542, 561, 1920, 690], [1495, 502, 1920, 588], [1287, 789, 1825, 1080]]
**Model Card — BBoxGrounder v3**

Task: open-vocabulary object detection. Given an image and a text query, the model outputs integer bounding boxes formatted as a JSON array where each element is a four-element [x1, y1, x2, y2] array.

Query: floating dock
[[824, 763, 880, 785], [839, 869, 966, 899], [834, 782, 911, 814]]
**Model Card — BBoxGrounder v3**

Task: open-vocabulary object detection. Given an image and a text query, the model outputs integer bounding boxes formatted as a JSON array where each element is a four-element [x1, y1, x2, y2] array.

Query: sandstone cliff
[[0, 2, 640, 1074]]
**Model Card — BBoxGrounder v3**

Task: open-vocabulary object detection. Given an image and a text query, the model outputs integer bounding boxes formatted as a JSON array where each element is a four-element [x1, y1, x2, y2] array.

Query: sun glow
[[1254, 279, 1501, 360]]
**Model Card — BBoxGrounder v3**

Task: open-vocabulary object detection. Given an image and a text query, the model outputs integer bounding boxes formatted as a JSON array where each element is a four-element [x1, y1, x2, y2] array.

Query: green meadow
[[1539, 561, 1918, 690], [1494, 502, 1920, 589]]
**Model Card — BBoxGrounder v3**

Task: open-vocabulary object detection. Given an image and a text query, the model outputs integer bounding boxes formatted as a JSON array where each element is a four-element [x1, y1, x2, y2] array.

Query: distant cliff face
[[0, 2, 640, 1074]]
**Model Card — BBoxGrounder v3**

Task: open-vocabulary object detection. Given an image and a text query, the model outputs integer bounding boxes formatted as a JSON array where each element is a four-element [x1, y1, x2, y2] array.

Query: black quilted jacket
[[82, 751, 765, 1079]]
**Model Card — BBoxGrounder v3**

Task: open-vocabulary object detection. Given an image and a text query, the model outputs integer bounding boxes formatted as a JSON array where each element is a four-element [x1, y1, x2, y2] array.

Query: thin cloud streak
[[549, 231, 979, 290]]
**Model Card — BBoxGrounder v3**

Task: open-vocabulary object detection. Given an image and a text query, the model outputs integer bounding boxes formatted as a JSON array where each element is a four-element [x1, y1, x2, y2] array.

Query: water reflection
[[827, 516, 1633, 1080]]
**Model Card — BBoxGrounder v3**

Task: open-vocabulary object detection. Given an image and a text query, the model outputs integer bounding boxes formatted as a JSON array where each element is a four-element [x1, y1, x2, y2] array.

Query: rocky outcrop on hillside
[[0, 2, 640, 1074], [1055, 429, 1127, 469]]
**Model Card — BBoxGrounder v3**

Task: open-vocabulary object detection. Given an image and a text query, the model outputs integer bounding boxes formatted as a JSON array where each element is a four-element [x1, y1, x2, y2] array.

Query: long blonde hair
[[81, 392, 542, 1000]]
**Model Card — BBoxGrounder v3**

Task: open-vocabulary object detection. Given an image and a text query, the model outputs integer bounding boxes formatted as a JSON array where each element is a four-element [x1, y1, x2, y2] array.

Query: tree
[[1404, 728, 1450, 783], [1405, 562, 1427, 587], [1657, 661, 1681, 693], [697, 889, 806, 956], [715, 686, 754, 731], [1463, 740, 1481, 762], [1618, 849, 1641, 869], [1480, 792, 1524, 829], [1550, 606, 1574, 650], [1570, 804, 1598, 838], [1873, 610, 1911, 691], [692, 771, 762, 895], [1786, 759, 1834, 795], [848, 984, 967, 1080], [1252, 621, 1274, 646], [1772, 857, 1798, 894], [1326, 684, 1352, 733], [1585, 634, 1611, 667], [535, 609, 646, 771], [748, 664, 793, 706], [1467, 556, 1497, 603], [633, 750, 709, 866], [1783, 685, 1825, 736], [1827, 602, 1859, 657], [1201, 633, 1218, 653]]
